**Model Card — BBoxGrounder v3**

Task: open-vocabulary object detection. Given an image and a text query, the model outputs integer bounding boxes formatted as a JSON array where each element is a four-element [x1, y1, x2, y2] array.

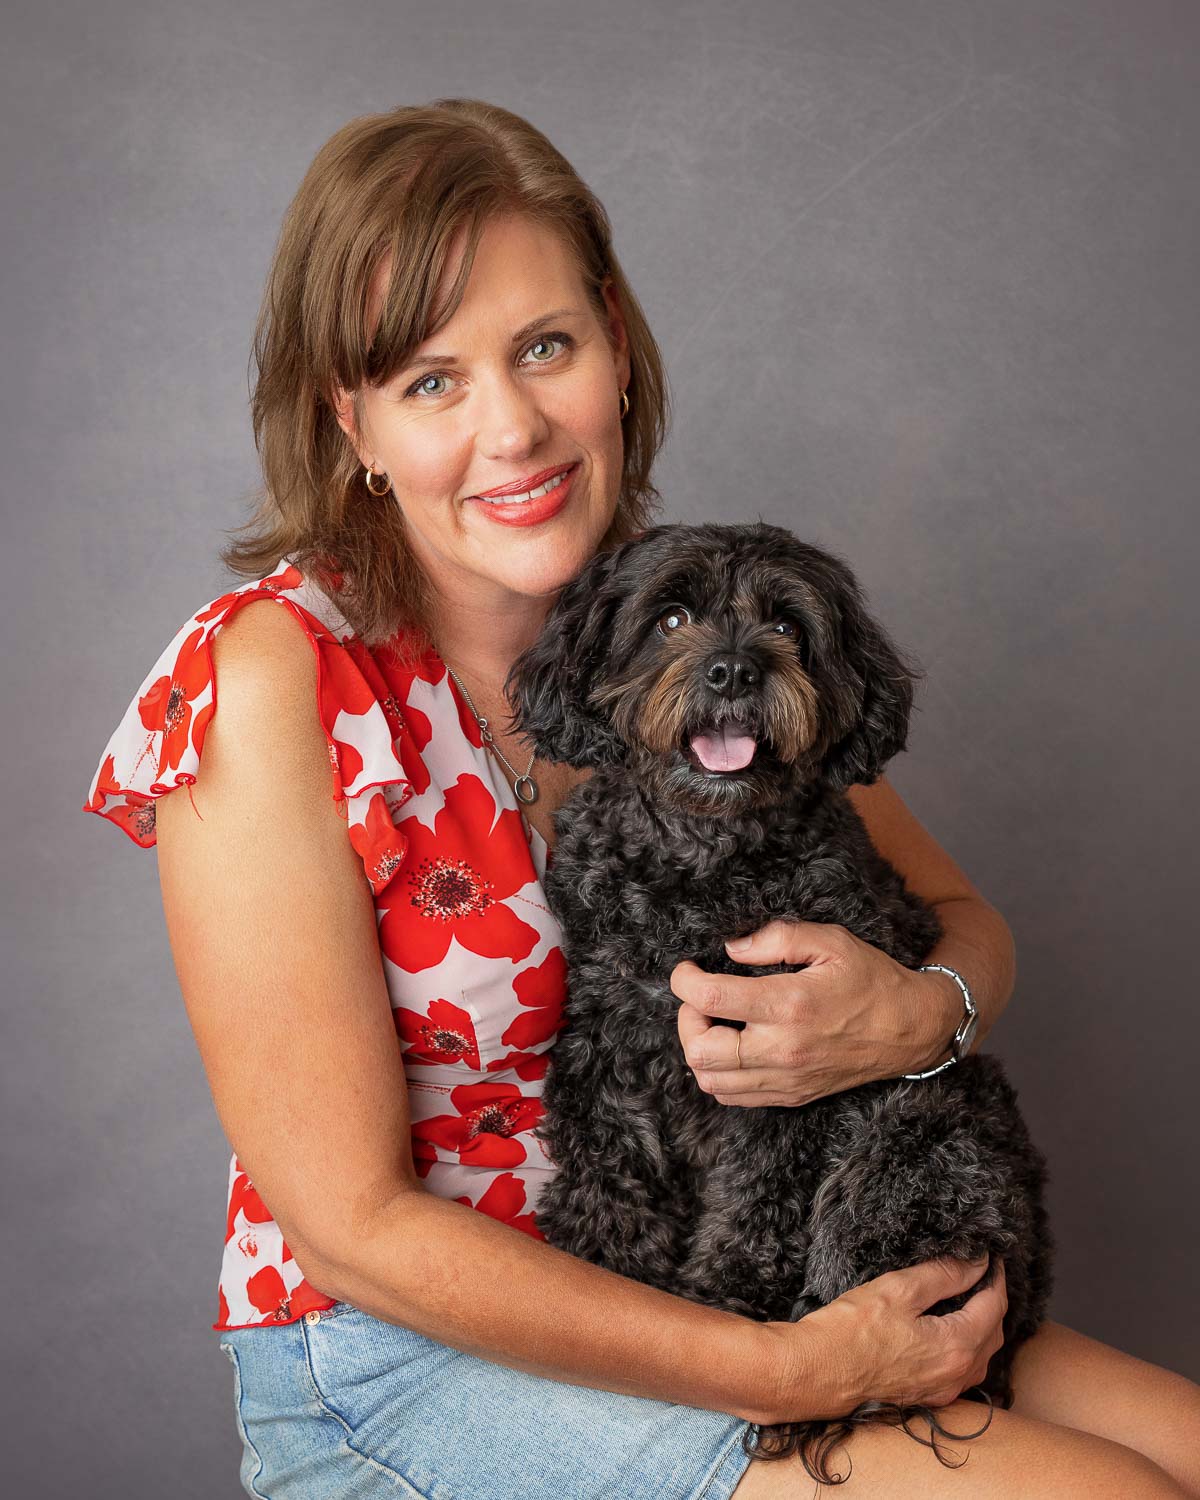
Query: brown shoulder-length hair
[[222, 97, 670, 662]]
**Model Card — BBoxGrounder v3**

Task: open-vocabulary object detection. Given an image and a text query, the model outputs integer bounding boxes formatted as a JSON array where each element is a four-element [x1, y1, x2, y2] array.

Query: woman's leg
[[729, 1398, 1191, 1497], [1007, 1318, 1200, 1494]]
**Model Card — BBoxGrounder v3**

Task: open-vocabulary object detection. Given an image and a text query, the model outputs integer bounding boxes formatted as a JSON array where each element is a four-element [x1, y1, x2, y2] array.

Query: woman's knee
[[730, 1400, 1192, 1497], [1010, 1320, 1200, 1494]]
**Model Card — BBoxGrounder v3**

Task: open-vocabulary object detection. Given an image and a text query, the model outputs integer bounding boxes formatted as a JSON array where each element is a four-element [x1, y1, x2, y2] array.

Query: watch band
[[901, 963, 978, 1081]]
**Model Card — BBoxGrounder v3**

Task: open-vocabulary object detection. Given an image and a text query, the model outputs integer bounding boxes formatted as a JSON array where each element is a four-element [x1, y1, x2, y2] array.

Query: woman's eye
[[408, 373, 449, 398], [522, 336, 564, 364], [522, 333, 572, 365], [402, 331, 574, 400], [657, 606, 692, 634]]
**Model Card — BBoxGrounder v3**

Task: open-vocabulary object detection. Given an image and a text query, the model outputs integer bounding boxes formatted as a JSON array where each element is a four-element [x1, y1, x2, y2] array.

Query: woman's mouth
[[467, 461, 580, 527]]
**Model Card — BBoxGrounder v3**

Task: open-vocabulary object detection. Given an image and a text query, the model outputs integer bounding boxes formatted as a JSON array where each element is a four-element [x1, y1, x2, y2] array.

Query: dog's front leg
[[674, 1094, 841, 1323], [533, 1085, 695, 1293], [799, 1053, 1053, 1403]]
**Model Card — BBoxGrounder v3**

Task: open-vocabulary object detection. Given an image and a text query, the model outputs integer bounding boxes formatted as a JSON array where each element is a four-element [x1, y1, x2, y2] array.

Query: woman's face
[[334, 212, 631, 614]]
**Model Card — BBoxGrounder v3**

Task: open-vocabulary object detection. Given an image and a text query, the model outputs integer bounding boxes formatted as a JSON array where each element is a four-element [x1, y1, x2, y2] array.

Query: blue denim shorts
[[218, 1300, 756, 1499]]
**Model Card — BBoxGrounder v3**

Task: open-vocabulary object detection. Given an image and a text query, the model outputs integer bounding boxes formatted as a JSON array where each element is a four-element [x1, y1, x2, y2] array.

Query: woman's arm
[[846, 775, 1016, 1058], [154, 601, 784, 1425]]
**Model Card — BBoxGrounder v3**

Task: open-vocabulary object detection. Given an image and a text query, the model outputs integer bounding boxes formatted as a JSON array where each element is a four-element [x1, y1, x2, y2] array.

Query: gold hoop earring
[[619, 388, 630, 420], [364, 465, 392, 497]]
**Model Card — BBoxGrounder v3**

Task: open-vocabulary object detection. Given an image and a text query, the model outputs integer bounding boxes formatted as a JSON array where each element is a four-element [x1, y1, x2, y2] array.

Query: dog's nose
[[704, 653, 759, 699]]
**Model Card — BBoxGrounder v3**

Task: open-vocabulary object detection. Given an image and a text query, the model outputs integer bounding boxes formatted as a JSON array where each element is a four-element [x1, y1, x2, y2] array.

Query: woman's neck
[[427, 587, 553, 691]]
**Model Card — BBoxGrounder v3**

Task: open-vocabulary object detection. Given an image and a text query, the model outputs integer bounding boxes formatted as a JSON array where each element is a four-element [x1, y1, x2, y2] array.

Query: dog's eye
[[771, 620, 798, 637], [657, 606, 692, 635]]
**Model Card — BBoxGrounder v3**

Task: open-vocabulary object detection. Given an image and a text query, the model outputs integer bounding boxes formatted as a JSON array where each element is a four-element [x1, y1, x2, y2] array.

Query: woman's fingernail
[[726, 937, 751, 952]]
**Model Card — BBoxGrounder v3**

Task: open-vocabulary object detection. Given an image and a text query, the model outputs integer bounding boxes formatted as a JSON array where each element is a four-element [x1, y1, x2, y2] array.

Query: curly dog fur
[[505, 521, 1054, 1484]]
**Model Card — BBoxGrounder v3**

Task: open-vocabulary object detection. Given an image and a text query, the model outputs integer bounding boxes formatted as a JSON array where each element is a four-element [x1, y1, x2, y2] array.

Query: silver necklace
[[443, 662, 539, 805]]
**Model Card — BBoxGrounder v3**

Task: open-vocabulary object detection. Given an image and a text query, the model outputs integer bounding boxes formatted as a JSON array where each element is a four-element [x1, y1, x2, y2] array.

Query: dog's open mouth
[[684, 720, 759, 773]]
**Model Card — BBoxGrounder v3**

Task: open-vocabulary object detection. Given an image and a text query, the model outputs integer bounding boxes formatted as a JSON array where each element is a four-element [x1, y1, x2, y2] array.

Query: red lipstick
[[474, 462, 578, 499], [467, 461, 580, 528]]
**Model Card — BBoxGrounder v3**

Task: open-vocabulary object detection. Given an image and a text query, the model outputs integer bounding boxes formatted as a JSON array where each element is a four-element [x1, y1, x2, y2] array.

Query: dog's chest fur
[[537, 766, 942, 1192], [543, 768, 941, 989]]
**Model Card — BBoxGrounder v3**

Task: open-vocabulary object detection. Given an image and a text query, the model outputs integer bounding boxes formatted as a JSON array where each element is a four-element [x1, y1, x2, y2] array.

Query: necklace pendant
[[513, 774, 539, 805]]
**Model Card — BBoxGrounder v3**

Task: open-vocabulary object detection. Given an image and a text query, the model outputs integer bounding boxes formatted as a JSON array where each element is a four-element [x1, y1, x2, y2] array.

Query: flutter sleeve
[[82, 562, 414, 897]]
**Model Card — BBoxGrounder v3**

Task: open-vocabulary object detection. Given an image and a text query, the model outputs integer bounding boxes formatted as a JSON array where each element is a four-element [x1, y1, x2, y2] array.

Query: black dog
[[505, 521, 1053, 1483]]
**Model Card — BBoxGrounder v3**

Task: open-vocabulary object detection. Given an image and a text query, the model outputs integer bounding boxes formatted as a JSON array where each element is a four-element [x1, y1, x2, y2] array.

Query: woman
[[84, 99, 1198, 1497]]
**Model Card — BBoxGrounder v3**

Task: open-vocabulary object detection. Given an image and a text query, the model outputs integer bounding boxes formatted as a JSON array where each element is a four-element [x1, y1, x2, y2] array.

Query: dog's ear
[[504, 542, 633, 768], [818, 577, 924, 793]]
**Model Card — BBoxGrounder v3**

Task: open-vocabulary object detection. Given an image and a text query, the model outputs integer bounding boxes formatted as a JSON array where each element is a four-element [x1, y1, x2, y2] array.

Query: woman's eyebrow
[[402, 307, 585, 372]]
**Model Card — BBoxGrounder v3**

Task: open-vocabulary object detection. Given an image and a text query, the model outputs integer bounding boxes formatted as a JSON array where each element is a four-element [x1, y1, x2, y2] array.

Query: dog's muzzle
[[684, 652, 763, 773]]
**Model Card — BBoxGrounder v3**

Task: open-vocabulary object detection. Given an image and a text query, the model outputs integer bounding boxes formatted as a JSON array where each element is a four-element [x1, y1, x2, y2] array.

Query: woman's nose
[[475, 373, 551, 459]]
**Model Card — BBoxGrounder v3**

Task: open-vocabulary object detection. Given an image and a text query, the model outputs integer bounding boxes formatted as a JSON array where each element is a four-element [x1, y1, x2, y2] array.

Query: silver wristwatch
[[902, 964, 978, 1080]]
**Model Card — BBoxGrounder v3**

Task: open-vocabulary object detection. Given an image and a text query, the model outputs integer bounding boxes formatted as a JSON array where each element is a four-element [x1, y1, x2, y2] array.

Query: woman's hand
[[670, 918, 961, 1106], [762, 1254, 1008, 1423]]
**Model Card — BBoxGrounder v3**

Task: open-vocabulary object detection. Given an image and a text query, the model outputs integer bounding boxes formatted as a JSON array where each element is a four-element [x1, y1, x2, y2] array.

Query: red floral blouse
[[83, 559, 565, 1330]]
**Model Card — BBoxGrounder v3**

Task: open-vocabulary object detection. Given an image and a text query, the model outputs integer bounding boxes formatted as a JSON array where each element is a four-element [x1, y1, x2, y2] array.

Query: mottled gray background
[[4, 0, 1197, 1493]]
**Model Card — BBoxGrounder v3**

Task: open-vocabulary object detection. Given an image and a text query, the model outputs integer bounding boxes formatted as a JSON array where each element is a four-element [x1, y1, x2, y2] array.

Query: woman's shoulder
[[82, 559, 415, 895], [202, 568, 331, 703], [198, 585, 326, 774]]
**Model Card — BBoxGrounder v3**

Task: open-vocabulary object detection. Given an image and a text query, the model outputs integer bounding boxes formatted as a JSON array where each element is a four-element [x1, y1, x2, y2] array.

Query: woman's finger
[[890, 1253, 991, 1312], [938, 1265, 1008, 1358]]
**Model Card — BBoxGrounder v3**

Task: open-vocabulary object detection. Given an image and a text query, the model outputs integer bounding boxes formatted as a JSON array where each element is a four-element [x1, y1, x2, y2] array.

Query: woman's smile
[[466, 460, 582, 527]]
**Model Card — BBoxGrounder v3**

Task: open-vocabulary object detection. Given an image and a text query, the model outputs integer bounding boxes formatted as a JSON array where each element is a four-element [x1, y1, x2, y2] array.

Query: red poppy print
[[347, 790, 409, 895], [318, 631, 385, 784], [479, 949, 565, 1073], [194, 587, 248, 625], [137, 625, 212, 780], [244, 1266, 331, 1323], [225, 1171, 274, 1244], [383, 700, 432, 798], [190, 698, 215, 761], [411, 1080, 543, 1169], [454, 1171, 545, 1239], [447, 673, 490, 750], [86, 561, 567, 1333], [285, 1278, 336, 1319], [85, 753, 121, 813], [394, 996, 482, 1069], [378, 774, 541, 973], [193, 567, 303, 628], [502, 946, 566, 1050], [261, 563, 304, 593], [246, 1265, 292, 1320], [375, 644, 446, 797], [376, 637, 446, 696], [484, 1048, 552, 1081]]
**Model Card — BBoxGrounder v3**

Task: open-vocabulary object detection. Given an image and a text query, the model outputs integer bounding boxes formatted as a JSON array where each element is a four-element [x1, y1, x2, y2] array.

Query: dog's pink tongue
[[690, 725, 757, 771]]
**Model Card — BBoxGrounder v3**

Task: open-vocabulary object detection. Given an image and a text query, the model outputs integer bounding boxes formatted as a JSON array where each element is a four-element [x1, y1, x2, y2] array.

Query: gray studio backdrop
[[4, 1, 1197, 1495]]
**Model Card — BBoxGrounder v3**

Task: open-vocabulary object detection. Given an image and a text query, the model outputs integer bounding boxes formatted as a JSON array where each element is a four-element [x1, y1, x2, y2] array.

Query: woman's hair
[[223, 98, 670, 661]]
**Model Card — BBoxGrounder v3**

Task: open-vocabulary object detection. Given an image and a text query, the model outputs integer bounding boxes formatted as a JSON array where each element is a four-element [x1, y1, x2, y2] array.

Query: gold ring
[[734, 1029, 742, 1069]]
